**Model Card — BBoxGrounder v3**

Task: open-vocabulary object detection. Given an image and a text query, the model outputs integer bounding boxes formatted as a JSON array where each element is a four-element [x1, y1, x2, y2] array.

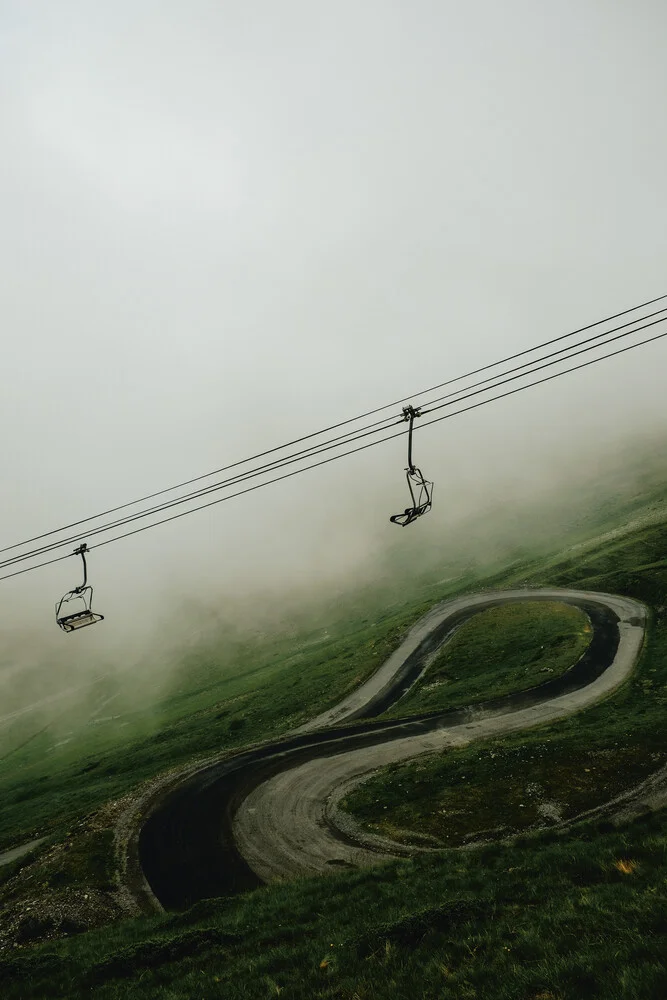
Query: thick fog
[[1, 1, 667, 708]]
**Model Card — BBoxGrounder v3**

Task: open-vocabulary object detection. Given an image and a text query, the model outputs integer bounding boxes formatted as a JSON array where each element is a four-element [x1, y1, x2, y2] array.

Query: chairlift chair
[[389, 405, 434, 527], [55, 544, 104, 633]]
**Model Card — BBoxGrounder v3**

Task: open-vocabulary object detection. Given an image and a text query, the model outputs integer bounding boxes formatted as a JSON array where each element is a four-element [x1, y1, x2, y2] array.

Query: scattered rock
[[537, 801, 563, 823], [0, 888, 121, 952]]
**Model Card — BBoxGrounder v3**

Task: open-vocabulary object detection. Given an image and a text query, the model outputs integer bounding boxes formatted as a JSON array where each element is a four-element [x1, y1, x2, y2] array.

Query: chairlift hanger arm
[[401, 405, 421, 473], [74, 543, 88, 592]]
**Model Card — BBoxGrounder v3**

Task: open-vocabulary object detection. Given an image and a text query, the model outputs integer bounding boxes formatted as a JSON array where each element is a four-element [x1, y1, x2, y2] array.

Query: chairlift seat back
[[389, 468, 433, 527]]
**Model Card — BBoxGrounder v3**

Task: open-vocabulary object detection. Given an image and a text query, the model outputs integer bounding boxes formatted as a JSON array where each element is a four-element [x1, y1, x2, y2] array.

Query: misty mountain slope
[[0, 505, 666, 996], [3, 0, 667, 994]]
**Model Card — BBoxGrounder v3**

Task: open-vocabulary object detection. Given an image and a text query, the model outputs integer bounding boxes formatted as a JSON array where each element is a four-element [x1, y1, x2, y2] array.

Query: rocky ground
[[0, 796, 136, 954]]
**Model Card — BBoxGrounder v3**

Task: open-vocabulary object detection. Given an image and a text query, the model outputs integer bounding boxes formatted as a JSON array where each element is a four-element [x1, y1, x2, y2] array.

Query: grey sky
[[1, 1, 666, 657]]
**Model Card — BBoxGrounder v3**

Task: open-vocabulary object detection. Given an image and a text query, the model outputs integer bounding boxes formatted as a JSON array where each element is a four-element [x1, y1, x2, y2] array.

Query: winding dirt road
[[137, 588, 646, 910]]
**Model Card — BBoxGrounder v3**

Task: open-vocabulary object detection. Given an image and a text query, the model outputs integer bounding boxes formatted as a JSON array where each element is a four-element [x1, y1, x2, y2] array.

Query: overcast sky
[[1, 0, 666, 662]]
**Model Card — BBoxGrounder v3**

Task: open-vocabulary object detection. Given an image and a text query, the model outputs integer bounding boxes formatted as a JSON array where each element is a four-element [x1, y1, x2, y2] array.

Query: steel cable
[[3, 309, 667, 572], [2, 291, 664, 560], [2, 320, 665, 583]]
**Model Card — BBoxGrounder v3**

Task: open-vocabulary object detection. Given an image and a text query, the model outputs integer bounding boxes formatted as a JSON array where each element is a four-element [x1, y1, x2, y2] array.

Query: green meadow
[[1, 457, 667, 998]]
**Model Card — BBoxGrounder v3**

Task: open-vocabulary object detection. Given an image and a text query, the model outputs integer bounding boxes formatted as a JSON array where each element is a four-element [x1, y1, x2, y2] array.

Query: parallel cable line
[[3, 309, 667, 573], [420, 304, 667, 410], [2, 291, 664, 560], [0, 412, 406, 569], [2, 322, 663, 584], [2, 312, 667, 575], [0, 552, 74, 582], [420, 326, 667, 422], [420, 310, 667, 415], [85, 326, 667, 554]]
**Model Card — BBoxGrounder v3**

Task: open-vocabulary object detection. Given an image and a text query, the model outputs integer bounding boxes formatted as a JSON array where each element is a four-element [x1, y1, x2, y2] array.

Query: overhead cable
[[2, 308, 666, 571], [1, 320, 666, 583], [84, 325, 667, 555], [1, 290, 664, 560], [3, 309, 667, 571]]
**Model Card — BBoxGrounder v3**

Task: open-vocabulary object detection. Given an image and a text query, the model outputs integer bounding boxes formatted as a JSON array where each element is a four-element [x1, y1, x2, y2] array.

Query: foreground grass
[[379, 601, 591, 721], [1, 811, 666, 999]]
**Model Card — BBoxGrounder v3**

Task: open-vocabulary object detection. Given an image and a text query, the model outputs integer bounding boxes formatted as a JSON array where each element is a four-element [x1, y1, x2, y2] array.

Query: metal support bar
[[401, 404, 421, 473], [73, 543, 88, 592]]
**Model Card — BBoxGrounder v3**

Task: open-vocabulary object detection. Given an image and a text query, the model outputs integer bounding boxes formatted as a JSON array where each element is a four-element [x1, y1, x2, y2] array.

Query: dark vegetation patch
[[0, 825, 115, 905], [81, 927, 242, 984], [0, 816, 122, 952]]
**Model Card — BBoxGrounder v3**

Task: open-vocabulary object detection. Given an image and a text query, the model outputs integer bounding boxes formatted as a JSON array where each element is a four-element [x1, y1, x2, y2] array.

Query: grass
[[0, 593, 457, 852], [378, 601, 592, 720], [3, 470, 667, 996], [0, 813, 666, 998], [0, 828, 115, 901], [342, 521, 667, 848]]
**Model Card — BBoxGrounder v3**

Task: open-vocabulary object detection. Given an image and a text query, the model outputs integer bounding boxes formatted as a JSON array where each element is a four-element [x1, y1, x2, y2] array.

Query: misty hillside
[[2, 2, 667, 998]]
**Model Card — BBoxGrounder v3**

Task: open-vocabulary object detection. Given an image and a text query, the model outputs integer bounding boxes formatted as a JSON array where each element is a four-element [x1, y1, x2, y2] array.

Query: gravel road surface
[[137, 588, 645, 908]]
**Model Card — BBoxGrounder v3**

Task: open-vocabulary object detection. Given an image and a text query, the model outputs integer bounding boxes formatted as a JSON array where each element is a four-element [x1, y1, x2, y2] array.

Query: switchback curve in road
[[138, 589, 646, 909]]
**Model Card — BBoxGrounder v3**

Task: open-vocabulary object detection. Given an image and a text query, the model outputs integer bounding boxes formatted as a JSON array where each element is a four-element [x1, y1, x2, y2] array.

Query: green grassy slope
[[1, 814, 666, 999], [343, 520, 667, 847], [2, 468, 667, 998], [0, 597, 445, 851], [378, 601, 591, 720]]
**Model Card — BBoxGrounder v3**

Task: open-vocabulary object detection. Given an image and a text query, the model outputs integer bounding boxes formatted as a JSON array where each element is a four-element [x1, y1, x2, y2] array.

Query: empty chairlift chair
[[389, 405, 434, 527], [55, 543, 104, 632]]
